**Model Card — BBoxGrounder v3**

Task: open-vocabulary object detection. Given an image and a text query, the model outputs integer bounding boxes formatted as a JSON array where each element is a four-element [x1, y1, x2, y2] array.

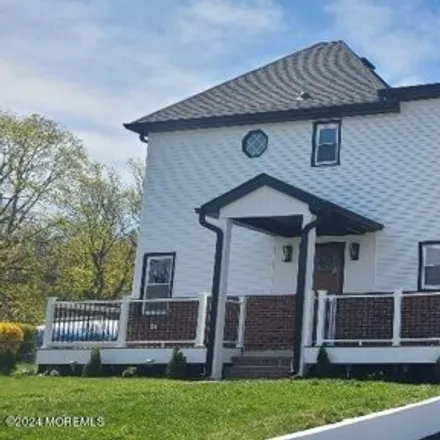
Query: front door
[[313, 243, 345, 293]]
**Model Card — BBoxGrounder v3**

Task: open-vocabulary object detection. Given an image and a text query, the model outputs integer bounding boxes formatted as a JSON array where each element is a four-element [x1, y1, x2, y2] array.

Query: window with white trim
[[312, 121, 340, 166], [420, 243, 440, 290], [141, 253, 175, 313]]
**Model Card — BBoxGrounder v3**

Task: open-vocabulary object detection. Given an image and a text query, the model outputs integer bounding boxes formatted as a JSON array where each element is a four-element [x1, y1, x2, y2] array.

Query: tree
[[0, 111, 86, 282], [58, 163, 141, 299], [0, 112, 87, 322]]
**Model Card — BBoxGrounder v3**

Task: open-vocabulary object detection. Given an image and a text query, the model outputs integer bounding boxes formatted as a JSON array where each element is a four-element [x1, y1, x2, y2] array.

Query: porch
[[37, 289, 440, 372]]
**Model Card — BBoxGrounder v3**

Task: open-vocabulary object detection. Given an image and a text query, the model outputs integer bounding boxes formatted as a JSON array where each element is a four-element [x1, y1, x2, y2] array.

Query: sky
[[1, 0, 440, 170]]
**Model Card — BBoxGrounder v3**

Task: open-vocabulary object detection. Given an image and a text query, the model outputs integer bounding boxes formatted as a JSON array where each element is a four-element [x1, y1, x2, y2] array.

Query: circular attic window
[[242, 129, 268, 158]]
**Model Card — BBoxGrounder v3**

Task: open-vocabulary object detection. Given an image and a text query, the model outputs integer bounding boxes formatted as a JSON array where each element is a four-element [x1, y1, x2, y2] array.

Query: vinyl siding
[[133, 98, 440, 297]]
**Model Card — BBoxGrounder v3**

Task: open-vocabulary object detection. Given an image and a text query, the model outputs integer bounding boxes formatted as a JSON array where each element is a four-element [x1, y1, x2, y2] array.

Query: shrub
[[434, 356, 440, 383], [15, 323, 38, 363], [81, 348, 102, 377], [166, 348, 187, 379], [315, 346, 332, 378], [121, 366, 137, 378], [0, 322, 24, 374]]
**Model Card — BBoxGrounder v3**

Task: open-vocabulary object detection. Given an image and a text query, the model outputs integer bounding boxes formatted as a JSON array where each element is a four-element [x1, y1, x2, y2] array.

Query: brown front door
[[313, 243, 345, 293]]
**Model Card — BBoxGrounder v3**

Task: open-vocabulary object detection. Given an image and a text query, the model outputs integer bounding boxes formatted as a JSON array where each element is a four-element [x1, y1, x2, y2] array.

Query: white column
[[211, 217, 233, 380], [392, 289, 403, 346], [315, 290, 327, 347], [117, 295, 131, 347], [195, 292, 210, 347], [42, 296, 57, 349], [299, 214, 317, 375], [236, 296, 247, 349]]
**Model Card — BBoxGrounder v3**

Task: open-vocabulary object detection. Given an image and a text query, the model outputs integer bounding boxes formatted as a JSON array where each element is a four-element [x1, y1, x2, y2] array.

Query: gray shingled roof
[[127, 41, 389, 129]]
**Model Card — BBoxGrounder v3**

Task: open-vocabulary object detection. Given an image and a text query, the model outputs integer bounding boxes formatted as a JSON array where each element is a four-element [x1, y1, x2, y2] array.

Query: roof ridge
[[338, 41, 390, 89], [127, 41, 339, 125]]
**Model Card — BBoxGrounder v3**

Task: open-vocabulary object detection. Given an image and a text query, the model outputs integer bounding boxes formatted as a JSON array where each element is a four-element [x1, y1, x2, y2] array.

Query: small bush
[[166, 348, 187, 379], [121, 366, 137, 378], [434, 356, 440, 383], [0, 322, 24, 374], [315, 346, 332, 378], [15, 323, 38, 363], [82, 348, 102, 377]]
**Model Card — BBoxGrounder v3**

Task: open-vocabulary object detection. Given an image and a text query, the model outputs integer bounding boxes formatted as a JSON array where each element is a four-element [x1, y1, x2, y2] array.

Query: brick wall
[[124, 293, 440, 350], [333, 297, 393, 341], [126, 299, 240, 347], [243, 295, 296, 350], [126, 301, 199, 345], [401, 295, 440, 339]]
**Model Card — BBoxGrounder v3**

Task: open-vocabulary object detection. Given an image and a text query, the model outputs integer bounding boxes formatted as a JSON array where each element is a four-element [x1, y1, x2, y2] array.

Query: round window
[[242, 129, 268, 158]]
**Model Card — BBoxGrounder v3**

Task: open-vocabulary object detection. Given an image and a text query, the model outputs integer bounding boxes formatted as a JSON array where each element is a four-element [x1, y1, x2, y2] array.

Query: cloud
[[0, 0, 285, 168], [326, 0, 440, 84], [176, 0, 284, 50]]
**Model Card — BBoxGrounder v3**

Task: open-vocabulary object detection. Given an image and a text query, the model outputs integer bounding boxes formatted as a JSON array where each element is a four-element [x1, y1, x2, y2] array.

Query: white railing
[[314, 289, 440, 347], [41, 293, 247, 350]]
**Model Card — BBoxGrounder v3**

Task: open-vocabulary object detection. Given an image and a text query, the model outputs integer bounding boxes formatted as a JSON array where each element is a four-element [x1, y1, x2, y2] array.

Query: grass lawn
[[1, 376, 440, 440]]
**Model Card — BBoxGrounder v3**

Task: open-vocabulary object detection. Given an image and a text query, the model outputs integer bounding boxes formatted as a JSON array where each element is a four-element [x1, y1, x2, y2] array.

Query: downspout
[[292, 217, 318, 375], [197, 209, 224, 378]]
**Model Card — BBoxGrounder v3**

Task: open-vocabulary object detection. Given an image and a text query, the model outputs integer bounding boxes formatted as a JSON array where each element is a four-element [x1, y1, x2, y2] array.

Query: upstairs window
[[312, 121, 341, 167], [419, 242, 440, 291]]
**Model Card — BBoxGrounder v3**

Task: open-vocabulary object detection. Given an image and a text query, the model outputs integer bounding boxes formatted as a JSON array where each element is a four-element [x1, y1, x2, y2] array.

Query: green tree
[[0, 111, 86, 321], [57, 163, 141, 299]]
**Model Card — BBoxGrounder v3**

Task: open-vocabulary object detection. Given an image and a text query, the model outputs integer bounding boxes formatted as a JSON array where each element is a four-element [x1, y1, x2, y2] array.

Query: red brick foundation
[[401, 295, 440, 339], [124, 292, 440, 350], [333, 296, 393, 341], [243, 295, 296, 350]]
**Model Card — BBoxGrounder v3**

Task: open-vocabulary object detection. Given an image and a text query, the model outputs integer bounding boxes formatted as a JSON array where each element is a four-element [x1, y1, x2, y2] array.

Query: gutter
[[197, 209, 224, 378], [291, 218, 319, 376]]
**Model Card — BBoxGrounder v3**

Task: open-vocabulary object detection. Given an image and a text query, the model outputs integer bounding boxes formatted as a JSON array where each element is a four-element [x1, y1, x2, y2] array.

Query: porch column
[[299, 218, 317, 373], [292, 213, 317, 376], [211, 217, 232, 380]]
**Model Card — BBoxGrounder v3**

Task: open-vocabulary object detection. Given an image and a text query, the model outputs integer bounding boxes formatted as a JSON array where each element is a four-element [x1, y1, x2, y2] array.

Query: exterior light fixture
[[349, 243, 360, 261], [282, 245, 293, 262]]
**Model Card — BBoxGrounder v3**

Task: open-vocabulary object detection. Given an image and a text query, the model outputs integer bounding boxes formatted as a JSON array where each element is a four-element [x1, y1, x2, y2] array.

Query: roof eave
[[123, 99, 400, 136], [379, 83, 440, 102]]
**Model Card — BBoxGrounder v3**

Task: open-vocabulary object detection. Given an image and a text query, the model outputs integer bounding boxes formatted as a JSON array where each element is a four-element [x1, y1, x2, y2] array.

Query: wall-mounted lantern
[[282, 245, 293, 262], [349, 242, 360, 261]]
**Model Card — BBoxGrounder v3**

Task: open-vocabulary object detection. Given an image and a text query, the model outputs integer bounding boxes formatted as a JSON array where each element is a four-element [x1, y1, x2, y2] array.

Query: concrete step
[[224, 365, 291, 379], [231, 356, 291, 368]]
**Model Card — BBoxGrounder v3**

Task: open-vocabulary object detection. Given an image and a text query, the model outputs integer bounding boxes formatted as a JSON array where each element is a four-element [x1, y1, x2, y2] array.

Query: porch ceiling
[[196, 173, 384, 236]]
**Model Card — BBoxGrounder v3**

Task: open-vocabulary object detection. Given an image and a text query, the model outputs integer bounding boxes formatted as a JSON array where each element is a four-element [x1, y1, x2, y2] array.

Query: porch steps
[[224, 356, 292, 380]]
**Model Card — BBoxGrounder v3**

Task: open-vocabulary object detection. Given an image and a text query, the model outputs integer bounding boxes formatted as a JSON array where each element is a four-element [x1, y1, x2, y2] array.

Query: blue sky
[[1, 0, 439, 169]]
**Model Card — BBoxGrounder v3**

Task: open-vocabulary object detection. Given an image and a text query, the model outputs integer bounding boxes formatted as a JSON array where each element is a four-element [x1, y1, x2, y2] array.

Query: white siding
[[220, 186, 310, 218], [133, 99, 440, 297]]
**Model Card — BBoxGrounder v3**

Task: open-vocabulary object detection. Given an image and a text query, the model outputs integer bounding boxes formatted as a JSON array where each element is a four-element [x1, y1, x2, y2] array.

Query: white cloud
[[0, 0, 285, 168], [326, 0, 440, 84], [177, 0, 284, 50]]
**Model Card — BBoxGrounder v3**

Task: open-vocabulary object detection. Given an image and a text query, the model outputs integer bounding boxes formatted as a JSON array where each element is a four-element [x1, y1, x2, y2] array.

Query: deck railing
[[315, 290, 440, 347], [41, 294, 247, 350]]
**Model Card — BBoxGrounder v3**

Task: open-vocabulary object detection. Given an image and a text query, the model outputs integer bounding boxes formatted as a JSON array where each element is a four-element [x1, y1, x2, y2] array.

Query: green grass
[[1, 377, 439, 440]]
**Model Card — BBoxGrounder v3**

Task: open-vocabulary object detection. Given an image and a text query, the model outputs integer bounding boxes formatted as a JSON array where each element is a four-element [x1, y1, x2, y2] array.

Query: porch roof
[[196, 173, 384, 237]]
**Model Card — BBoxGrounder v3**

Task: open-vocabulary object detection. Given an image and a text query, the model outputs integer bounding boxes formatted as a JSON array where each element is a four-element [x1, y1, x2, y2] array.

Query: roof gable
[[125, 41, 390, 134], [197, 173, 384, 234]]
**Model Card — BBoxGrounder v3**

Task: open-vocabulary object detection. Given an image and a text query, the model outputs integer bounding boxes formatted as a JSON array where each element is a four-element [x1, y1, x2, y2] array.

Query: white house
[[37, 41, 440, 379]]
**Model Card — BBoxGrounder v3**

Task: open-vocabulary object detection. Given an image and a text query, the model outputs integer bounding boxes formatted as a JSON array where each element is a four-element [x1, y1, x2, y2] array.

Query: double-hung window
[[312, 121, 341, 166], [141, 253, 175, 313], [419, 242, 440, 291]]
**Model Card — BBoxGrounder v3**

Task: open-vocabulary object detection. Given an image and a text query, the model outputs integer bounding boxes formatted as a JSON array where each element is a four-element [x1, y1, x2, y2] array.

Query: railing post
[[42, 296, 57, 349], [392, 289, 403, 346], [117, 295, 131, 347], [236, 296, 247, 349], [195, 292, 210, 347], [316, 290, 327, 347]]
